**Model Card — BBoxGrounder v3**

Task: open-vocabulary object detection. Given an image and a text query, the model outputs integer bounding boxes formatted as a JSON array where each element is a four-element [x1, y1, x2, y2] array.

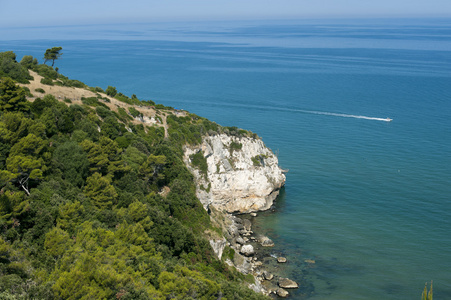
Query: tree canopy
[[0, 50, 267, 300], [44, 47, 63, 67]]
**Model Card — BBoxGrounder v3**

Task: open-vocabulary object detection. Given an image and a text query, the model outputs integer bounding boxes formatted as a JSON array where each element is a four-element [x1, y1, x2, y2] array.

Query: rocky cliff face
[[184, 133, 286, 214]]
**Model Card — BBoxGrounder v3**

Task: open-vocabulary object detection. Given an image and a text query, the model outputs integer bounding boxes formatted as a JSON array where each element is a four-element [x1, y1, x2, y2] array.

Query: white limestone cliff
[[184, 133, 286, 213]]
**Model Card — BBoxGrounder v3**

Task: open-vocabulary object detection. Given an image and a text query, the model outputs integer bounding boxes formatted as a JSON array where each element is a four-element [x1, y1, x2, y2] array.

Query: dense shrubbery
[[0, 51, 268, 299], [0, 52, 33, 83]]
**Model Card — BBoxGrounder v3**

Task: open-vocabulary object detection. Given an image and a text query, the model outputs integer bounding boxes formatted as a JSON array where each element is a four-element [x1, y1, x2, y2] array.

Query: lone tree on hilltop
[[44, 47, 63, 67]]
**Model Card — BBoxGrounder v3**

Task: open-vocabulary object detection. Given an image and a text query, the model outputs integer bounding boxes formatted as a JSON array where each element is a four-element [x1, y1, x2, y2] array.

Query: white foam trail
[[293, 109, 392, 122]]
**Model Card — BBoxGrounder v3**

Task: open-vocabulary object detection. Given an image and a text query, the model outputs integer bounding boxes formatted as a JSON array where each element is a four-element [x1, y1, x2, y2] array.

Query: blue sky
[[1, 0, 451, 27]]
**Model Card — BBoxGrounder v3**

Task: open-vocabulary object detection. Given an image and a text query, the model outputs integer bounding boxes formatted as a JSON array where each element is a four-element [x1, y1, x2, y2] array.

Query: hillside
[[0, 51, 278, 299]]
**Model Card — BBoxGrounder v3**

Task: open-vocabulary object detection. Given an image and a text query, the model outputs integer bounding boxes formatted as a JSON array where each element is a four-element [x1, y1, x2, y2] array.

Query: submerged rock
[[259, 236, 275, 247], [278, 278, 299, 289], [262, 270, 274, 281], [277, 288, 289, 298], [277, 257, 287, 263], [243, 219, 252, 231]]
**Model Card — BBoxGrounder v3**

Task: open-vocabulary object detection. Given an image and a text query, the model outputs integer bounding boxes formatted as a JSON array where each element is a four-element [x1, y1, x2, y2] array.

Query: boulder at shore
[[277, 257, 287, 263], [278, 277, 299, 289], [277, 288, 289, 298], [240, 244, 255, 256], [259, 235, 275, 247]]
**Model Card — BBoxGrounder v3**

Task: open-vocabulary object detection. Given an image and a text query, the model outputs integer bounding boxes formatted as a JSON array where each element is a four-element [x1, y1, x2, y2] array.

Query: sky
[[1, 0, 451, 27]]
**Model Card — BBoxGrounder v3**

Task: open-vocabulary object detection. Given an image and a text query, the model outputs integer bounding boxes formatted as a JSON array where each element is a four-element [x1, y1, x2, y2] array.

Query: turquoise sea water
[[2, 18, 451, 299]]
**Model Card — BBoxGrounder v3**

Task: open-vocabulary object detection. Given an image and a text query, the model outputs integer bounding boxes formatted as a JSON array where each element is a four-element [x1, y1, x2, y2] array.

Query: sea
[[2, 17, 451, 299]]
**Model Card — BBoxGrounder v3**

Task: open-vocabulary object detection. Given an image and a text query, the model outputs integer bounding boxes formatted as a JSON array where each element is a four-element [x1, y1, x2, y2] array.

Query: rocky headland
[[184, 133, 300, 296], [184, 133, 286, 213]]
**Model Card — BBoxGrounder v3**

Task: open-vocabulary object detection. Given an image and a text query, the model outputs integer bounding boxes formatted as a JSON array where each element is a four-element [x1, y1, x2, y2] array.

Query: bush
[[20, 55, 38, 69], [33, 64, 58, 79], [230, 141, 242, 152], [40, 77, 54, 85], [105, 86, 117, 97], [128, 107, 141, 118], [0, 51, 33, 83], [190, 151, 208, 176], [95, 106, 113, 119], [35, 88, 45, 94]]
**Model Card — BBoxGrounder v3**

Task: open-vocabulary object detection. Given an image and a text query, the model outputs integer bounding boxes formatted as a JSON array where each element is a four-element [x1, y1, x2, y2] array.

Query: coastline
[[210, 189, 311, 299]]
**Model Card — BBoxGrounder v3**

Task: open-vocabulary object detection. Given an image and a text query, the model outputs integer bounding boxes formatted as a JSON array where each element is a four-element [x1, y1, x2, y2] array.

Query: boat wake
[[295, 109, 393, 122]]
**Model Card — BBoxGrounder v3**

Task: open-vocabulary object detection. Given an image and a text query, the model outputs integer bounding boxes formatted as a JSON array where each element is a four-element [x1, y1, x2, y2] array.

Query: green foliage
[[84, 172, 118, 209], [81, 96, 109, 109], [190, 151, 208, 176], [34, 88, 45, 94], [158, 265, 220, 299], [19, 55, 38, 69], [129, 106, 141, 118], [40, 77, 54, 86], [251, 154, 267, 167], [52, 141, 89, 187], [0, 77, 29, 112], [43, 47, 62, 67], [230, 140, 243, 153], [33, 64, 58, 80], [95, 105, 113, 119], [0, 51, 33, 83], [422, 281, 433, 300], [0, 53, 270, 300], [105, 85, 117, 97], [117, 107, 133, 122]]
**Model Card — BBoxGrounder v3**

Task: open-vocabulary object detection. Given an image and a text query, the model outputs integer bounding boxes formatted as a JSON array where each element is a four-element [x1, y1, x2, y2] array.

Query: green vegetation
[[0, 51, 268, 299], [129, 106, 141, 118], [0, 52, 33, 84], [422, 281, 433, 300], [40, 77, 54, 86], [43, 47, 63, 67], [190, 151, 209, 178], [230, 141, 243, 153], [251, 154, 267, 167]]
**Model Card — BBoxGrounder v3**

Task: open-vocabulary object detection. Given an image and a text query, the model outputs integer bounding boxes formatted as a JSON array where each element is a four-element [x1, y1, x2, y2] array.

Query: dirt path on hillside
[[20, 70, 177, 138]]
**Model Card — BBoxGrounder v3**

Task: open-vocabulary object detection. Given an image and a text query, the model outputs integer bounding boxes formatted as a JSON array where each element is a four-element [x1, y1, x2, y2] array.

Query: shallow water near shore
[[3, 18, 451, 299]]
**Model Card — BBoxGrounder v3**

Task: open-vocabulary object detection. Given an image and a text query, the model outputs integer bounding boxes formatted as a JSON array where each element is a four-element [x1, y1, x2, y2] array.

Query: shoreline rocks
[[277, 288, 290, 298], [278, 277, 299, 289], [240, 244, 255, 256], [259, 235, 275, 247], [277, 257, 287, 263]]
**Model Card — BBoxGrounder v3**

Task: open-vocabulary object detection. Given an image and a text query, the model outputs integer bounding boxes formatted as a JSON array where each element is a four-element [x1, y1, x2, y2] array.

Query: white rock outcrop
[[184, 133, 286, 213]]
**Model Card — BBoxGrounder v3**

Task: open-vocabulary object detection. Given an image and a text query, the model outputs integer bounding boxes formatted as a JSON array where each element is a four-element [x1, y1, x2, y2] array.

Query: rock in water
[[259, 236, 275, 247], [277, 257, 287, 263], [276, 288, 289, 298], [278, 277, 299, 289], [240, 244, 255, 256], [262, 270, 274, 281], [243, 219, 252, 231]]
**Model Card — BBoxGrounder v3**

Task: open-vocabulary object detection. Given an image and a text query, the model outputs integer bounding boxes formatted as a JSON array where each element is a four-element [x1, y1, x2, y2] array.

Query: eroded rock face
[[209, 238, 227, 260], [184, 134, 286, 213]]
